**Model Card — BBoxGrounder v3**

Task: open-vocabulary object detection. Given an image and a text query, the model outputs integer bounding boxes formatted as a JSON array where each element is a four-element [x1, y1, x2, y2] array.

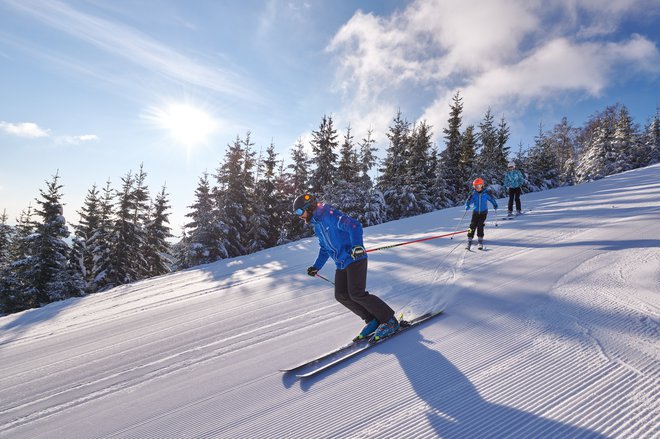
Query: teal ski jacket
[[504, 169, 525, 189]]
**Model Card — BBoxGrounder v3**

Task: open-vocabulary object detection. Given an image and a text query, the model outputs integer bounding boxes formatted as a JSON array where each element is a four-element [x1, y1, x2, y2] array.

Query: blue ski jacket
[[311, 203, 366, 270], [504, 169, 525, 189], [466, 190, 498, 213]]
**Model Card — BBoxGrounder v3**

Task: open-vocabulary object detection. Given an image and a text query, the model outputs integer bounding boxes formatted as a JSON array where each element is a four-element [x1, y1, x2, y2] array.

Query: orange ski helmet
[[472, 178, 484, 188]]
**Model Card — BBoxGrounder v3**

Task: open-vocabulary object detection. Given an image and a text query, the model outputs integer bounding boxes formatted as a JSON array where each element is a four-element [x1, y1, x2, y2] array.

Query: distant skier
[[293, 193, 399, 342], [465, 178, 498, 250], [504, 161, 525, 216]]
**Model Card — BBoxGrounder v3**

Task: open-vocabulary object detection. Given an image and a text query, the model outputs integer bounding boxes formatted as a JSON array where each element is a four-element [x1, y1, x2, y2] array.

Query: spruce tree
[[0, 209, 12, 270], [337, 125, 358, 184], [28, 172, 77, 305], [379, 110, 412, 220], [547, 117, 578, 185], [214, 134, 252, 257], [459, 125, 477, 197], [1, 206, 36, 313], [644, 107, 660, 164], [526, 123, 560, 190], [89, 180, 115, 292], [310, 115, 338, 194], [248, 142, 279, 253], [476, 108, 508, 192], [575, 106, 618, 182], [439, 91, 464, 200], [286, 139, 312, 241], [71, 185, 102, 292], [105, 170, 149, 288], [143, 185, 172, 277], [179, 172, 228, 268], [403, 121, 435, 215]]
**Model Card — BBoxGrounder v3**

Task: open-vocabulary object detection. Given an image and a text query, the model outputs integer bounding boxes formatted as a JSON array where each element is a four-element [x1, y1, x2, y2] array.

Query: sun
[[148, 103, 218, 148]]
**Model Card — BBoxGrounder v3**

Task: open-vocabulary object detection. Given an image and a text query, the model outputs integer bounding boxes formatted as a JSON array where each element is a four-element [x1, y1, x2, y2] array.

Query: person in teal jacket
[[293, 193, 399, 342], [465, 178, 498, 250], [504, 161, 525, 215]]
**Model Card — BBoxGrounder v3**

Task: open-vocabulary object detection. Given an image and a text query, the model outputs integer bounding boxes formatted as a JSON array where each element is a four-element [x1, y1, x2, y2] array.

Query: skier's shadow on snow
[[375, 329, 606, 438]]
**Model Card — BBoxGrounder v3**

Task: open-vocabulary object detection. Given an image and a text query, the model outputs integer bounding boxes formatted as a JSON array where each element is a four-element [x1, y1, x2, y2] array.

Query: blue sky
[[1, 0, 659, 237]]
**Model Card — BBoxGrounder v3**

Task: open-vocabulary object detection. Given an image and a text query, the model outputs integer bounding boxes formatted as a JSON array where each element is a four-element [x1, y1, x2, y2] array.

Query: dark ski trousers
[[467, 211, 488, 239], [508, 187, 522, 212], [334, 258, 394, 324]]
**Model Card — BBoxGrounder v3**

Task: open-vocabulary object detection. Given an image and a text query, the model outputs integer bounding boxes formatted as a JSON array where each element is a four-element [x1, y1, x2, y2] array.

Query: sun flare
[[148, 103, 217, 147]]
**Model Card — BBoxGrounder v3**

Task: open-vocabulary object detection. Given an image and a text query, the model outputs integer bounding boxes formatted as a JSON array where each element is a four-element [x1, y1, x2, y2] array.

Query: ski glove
[[307, 266, 319, 277], [350, 245, 366, 259]]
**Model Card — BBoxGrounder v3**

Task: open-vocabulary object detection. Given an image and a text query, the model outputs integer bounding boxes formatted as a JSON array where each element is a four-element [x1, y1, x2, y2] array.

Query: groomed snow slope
[[1, 165, 658, 438]]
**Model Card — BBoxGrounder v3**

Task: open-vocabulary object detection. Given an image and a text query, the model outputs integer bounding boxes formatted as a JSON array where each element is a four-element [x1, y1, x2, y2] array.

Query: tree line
[[1, 95, 658, 315]]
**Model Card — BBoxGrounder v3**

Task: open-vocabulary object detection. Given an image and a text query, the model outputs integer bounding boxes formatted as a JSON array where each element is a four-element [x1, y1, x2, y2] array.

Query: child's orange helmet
[[472, 178, 484, 188]]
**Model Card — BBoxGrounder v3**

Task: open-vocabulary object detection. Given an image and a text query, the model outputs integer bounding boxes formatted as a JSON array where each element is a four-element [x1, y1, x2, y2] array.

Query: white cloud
[[5, 0, 262, 103], [327, 0, 660, 144], [56, 134, 99, 145], [0, 121, 49, 138]]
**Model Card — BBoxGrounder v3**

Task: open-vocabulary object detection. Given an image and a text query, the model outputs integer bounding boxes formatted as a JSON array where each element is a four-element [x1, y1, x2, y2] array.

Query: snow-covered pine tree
[[285, 138, 313, 242], [476, 108, 508, 194], [105, 170, 149, 288], [324, 125, 375, 223], [644, 107, 660, 165], [70, 184, 102, 293], [337, 124, 358, 184], [0, 209, 14, 314], [575, 106, 617, 183], [214, 134, 252, 258], [457, 125, 477, 200], [27, 172, 78, 305], [609, 105, 638, 174], [402, 121, 435, 215], [547, 117, 578, 186], [439, 91, 464, 202], [0, 209, 12, 271], [248, 142, 280, 253], [1, 206, 36, 313], [310, 115, 338, 194], [89, 180, 115, 292], [525, 123, 560, 191], [143, 185, 172, 277], [379, 110, 412, 220], [179, 172, 228, 269], [357, 128, 386, 226]]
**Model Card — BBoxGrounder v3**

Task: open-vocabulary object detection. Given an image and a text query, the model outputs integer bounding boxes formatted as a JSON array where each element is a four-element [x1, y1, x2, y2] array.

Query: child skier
[[465, 178, 498, 250], [293, 193, 400, 342]]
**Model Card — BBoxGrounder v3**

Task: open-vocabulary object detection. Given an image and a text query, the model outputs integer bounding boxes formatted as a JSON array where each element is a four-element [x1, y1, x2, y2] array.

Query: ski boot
[[353, 318, 379, 342], [477, 239, 484, 250], [370, 316, 400, 343], [466, 239, 473, 250], [507, 211, 514, 218]]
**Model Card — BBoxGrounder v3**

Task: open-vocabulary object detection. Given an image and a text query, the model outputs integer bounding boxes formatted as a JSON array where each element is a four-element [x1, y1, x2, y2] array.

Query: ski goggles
[[294, 202, 310, 216], [474, 184, 484, 190]]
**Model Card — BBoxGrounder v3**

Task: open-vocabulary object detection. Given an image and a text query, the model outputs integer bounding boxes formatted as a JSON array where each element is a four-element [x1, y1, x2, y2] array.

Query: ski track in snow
[[0, 165, 659, 438]]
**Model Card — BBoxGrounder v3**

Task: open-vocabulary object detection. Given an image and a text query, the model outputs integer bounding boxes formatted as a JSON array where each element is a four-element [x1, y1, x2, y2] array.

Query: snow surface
[[1, 165, 659, 439]]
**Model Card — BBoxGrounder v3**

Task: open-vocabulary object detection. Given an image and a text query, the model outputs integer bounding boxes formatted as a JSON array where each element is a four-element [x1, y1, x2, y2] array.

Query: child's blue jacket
[[311, 203, 366, 270], [466, 190, 498, 213]]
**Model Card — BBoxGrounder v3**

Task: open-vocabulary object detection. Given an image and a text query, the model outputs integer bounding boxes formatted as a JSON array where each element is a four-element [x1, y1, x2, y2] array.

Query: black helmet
[[293, 193, 315, 216]]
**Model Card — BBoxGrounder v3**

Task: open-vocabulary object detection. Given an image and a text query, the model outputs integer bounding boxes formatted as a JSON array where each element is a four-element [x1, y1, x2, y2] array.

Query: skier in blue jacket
[[293, 193, 399, 342], [504, 161, 525, 216], [465, 178, 498, 250]]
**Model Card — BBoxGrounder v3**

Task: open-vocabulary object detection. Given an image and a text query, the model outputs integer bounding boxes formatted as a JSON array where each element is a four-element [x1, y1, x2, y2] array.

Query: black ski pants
[[334, 258, 394, 324], [508, 187, 522, 212], [467, 211, 488, 239]]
